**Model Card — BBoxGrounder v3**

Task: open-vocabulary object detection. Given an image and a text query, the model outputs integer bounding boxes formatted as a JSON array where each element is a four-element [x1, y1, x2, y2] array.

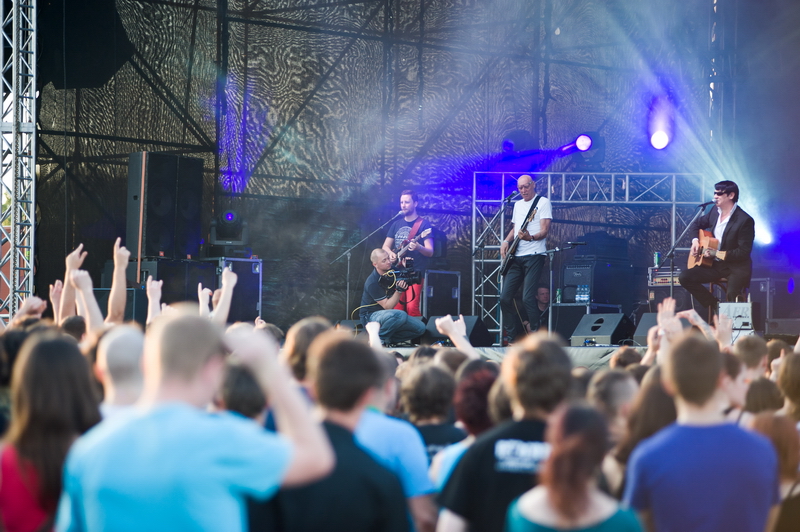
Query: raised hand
[[69, 269, 94, 292], [146, 275, 163, 301], [113, 237, 131, 266], [18, 296, 47, 318], [221, 267, 238, 288], [198, 282, 213, 317], [435, 314, 467, 339], [66, 243, 88, 271]]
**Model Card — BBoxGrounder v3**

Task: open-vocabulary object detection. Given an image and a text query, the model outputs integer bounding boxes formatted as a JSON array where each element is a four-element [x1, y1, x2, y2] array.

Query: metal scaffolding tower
[[0, 0, 37, 322], [472, 171, 708, 345]]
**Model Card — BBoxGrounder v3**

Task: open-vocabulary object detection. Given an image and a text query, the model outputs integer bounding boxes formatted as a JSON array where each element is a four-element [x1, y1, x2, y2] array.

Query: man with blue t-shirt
[[624, 334, 780, 532], [56, 315, 334, 532]]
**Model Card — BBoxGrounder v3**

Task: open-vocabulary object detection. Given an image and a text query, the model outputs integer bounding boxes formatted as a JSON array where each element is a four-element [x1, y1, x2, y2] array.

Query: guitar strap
[[520, 195, 542, 230], [405, 217, 425, 245]]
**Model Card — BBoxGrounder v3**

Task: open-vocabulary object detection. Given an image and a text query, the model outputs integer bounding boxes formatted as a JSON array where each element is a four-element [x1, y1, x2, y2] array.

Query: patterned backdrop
[[36, 0, 712, 328]]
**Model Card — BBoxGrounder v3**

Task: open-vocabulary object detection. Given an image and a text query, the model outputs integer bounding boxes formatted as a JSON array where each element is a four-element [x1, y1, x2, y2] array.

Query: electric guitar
[[687, 229, 720, 269], [393, 228, 432, 266], [499, 206, 539, 278]]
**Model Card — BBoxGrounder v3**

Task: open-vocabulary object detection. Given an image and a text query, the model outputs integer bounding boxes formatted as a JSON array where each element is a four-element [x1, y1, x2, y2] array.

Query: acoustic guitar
[[687, 229, 719, 269]]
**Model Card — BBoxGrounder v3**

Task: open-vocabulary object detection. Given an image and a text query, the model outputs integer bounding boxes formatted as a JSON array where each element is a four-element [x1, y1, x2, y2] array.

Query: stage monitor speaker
[[126, 152, 203, 260], [633, 313, 691, 347], [766, 319, 800, 336], [421, 315, 494, 347], [92, 288, 147, 326], [570, 314, 634, 347]]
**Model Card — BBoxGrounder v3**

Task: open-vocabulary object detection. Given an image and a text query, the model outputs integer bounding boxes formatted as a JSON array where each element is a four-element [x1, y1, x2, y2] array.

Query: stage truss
[[472, 171, 708, 345], [0, 0, 36, 323]]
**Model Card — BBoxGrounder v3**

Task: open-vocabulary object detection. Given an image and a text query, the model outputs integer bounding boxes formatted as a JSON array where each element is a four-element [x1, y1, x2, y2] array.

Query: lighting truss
[[472, 172, 707, 345], [0, 0, 37, 323]]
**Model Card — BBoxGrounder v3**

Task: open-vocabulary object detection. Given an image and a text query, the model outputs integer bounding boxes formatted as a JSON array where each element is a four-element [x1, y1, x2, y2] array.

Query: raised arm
[[49, 280, 63, 325], [70, 270, 105, 334], [106, 237, 131, 324], [59, 244, 88, 323], [210, 267, 237, 325], [145, 275, 163, 325], [435, 315, 481, 360]]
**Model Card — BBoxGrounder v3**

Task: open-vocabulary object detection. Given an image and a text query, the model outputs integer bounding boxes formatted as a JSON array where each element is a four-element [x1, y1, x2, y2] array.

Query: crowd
[[0, 240, 799, 532]]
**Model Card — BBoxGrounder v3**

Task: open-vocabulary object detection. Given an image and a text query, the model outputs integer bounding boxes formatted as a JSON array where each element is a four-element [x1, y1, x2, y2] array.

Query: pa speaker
[[570, 314, 634, 347], [126, 152, 203, 260], [421, 315, 494, 347], [633, 313, 691, 347]]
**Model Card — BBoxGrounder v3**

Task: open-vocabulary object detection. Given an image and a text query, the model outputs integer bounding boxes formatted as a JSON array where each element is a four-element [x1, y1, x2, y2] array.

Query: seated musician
[[359, 249, 427, 346], [678, 180, 755, 309]]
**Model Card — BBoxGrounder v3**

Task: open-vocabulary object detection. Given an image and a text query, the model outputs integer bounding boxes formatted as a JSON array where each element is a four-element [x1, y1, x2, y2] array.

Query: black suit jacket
[[688, 204, 755, 276]]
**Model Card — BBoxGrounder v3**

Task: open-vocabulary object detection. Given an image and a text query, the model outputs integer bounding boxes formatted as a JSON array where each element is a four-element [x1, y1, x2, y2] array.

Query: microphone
[[394, 210, 404, 217], [504, 191, 520, 203], [566, 241, 587, 246], [699, 201, 714, 208]]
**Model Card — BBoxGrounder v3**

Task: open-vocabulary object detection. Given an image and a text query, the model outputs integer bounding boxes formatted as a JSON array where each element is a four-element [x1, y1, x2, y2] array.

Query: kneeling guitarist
[[382, 189, 435, 317], [679, 180, 755, 309], [499, 174, 552, 343]]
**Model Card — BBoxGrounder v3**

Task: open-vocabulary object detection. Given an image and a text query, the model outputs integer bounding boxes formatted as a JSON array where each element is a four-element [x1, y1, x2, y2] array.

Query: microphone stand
[[656, 202, 709, 299], [333, 212, 402, 317]]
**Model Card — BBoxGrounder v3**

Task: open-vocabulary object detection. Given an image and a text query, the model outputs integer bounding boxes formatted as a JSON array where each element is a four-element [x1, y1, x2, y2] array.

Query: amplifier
[[201, 257, 263, 323], [423, 270, 460, 319], [648, 267, 681, 286], [719, 302, 753, 330]]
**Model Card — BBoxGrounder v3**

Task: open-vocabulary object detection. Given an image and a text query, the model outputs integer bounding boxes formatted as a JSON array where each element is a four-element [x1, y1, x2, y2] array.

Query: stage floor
[[393, 346, 646, 371]]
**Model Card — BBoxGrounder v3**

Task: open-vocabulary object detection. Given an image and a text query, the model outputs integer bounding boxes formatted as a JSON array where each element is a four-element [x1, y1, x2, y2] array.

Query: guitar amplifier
[[720, 302, 754, 331], [423, 270, 460, 319]]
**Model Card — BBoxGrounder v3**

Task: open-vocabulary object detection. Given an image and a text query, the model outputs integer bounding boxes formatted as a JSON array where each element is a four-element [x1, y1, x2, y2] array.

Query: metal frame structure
[[472, 171, 708, 344], [0, 0, 36, 322]]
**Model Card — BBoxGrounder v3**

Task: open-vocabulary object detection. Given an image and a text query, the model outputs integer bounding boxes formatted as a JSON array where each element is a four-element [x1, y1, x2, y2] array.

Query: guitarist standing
[[679, 180, 755, 309], [382, 190, 435, 317], [499, 175, 552, 342]]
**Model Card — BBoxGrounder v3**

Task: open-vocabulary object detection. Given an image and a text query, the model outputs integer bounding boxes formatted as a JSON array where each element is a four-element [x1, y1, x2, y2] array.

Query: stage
[[394, 346, 646, 371]]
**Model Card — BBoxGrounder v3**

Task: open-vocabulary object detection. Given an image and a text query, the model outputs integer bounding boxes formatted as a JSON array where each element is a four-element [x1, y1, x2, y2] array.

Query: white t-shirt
[[512, 195, 552, 256]]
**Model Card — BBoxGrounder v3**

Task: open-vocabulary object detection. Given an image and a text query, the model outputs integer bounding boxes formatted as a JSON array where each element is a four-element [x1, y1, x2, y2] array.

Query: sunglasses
[[713, 190, 728, 196]]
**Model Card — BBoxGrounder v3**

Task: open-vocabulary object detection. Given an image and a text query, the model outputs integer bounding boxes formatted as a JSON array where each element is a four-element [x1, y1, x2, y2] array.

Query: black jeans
[[500, 254, 545, 340], [679, 262, 750, 308]]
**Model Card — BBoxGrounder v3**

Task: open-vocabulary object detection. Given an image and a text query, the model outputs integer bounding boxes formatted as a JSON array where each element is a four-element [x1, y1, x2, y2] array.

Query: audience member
[[400, 363, 466, 463], [215, 361, 267, 423], [570, 367, 594, 400], [455, 358, 499, 383], [506, 404, 642, 531], [767, 339, 792, 378], [253, 332, 410, 532], [355, 355, 438, 532], [0, 333, 100, 532], [282, 316, 333, 387], [733, 334, 769, 383], [60, 315, 86, 343], [409, 346, 438, 366], [750, 412, 800, 532], [586, 369, 638, 447], [605, 366, 676, 499], [624, 363, 650, 385], [430, 369, 497, 491], [94, 325, 144, 419], [55, 315, 334, 531], [438, 333, 572, 532], [720, 351, 752, 426], [776, 353, 800, 425], [609, 346, 642, 370], [623, 334, 780, 532], [487, 376, 513, 425], [745, 377, 784, 414], [434, 348, 469, 375]]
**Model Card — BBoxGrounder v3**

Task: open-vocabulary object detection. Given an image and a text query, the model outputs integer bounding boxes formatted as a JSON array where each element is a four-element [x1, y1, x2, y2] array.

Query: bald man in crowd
[[94, 325, 145, 419]]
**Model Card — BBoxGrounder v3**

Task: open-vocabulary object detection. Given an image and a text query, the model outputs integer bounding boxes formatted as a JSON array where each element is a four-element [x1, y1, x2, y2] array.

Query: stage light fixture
[[650, 131, 670, 150], [575, 134, 593, 152]]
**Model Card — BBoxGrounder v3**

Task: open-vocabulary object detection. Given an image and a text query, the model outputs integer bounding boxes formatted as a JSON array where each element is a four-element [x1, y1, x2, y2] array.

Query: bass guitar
[[687, 229, 719, 269], [394, 228, 432, 266], [499, 206, 539, 279]]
